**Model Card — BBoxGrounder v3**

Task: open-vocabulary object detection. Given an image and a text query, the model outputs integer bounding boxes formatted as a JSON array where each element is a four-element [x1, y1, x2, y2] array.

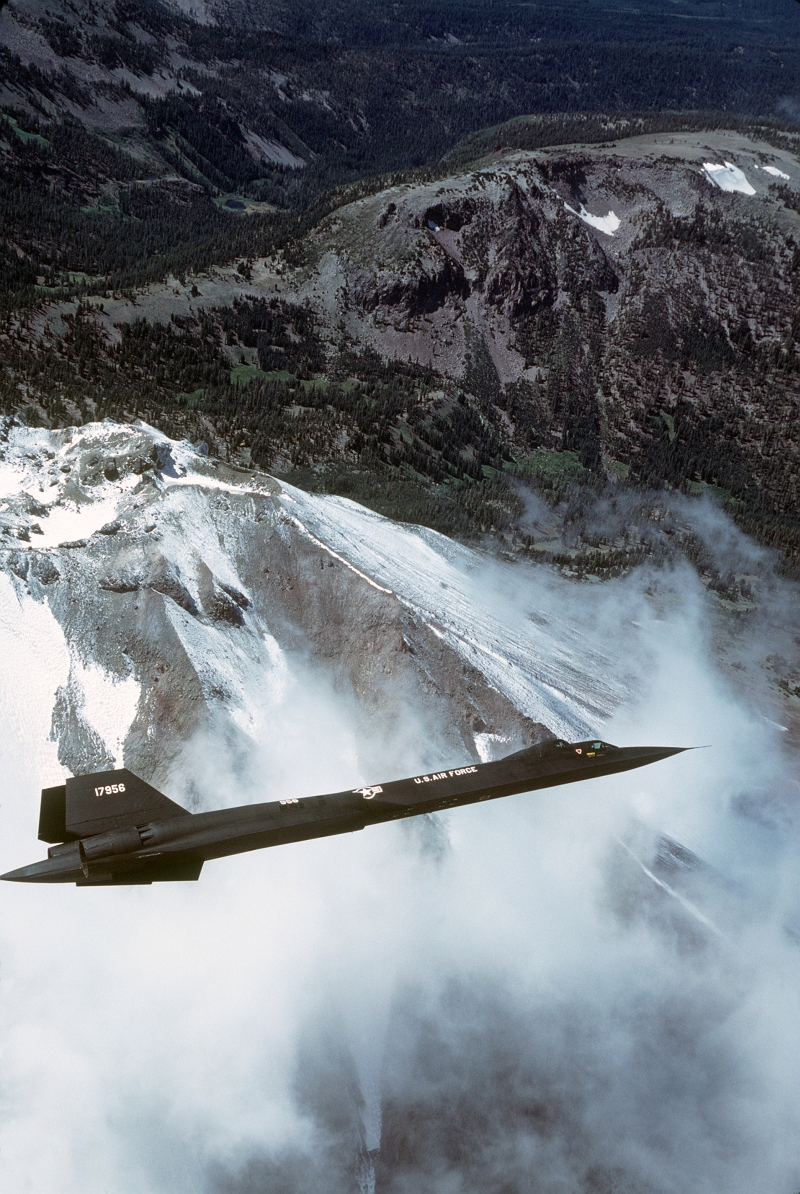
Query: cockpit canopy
[[577, 739, 614, 755], [545, 739, 615, 755]]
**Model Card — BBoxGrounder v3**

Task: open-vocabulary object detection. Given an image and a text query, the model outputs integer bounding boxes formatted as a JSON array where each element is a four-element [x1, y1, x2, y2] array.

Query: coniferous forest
[[2, 0, 800, 570]]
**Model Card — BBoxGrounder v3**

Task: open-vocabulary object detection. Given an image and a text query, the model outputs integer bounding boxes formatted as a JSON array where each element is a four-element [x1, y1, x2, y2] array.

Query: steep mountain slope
[[280, 128, 800, 531], [3, 415, 799, 786], [0, 418, 623, 797]]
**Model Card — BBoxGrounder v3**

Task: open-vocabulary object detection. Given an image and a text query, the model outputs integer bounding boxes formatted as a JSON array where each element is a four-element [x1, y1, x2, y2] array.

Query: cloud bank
[[1, 494, 800, 1194]]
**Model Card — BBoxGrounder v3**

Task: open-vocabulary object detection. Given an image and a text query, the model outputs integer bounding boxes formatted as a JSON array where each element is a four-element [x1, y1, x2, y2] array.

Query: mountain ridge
[[2, 0, 799, 302], [5, 126, 800, 568]]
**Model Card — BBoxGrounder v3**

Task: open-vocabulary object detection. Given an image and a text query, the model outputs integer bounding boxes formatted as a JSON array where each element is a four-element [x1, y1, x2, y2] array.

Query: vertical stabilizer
[[63, 769, 188, 839], [38, 785, 72, 843]]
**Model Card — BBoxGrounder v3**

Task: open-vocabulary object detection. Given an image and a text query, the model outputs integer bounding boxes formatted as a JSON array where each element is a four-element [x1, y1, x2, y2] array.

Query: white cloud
[[1, 441, 800, 1191]]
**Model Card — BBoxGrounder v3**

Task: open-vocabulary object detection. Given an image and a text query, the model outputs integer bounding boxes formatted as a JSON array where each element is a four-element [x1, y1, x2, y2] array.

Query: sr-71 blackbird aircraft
[[1, 738, 685, 885]]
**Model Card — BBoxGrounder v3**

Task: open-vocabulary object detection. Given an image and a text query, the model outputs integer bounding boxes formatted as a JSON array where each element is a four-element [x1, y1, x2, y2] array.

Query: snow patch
[[473, 732, 512, 763], [69, 656, 140, 766], [284, 511, 393, 594], [703, 162, 756, 196], [163, 473, 263, 498], [763, 165, 791, 181], [242, 130, 305, 170], [163, 600, 287, 744], [0, 573, 70, 785], [156, 485, 256, 611], [564, 203, 620, 236], [278, 485, 621, 739], [29, 477, 137, 546], [0, 461, 25, 500]]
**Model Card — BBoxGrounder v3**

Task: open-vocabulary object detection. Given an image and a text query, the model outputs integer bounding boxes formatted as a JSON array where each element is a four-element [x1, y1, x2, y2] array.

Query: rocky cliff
[[281, 129, 800, 533]]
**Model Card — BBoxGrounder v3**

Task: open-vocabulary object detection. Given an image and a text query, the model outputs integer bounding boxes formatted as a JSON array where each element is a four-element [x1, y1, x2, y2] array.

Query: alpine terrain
[[3, 122, 800, 566], [3, 1, 800, 1191]]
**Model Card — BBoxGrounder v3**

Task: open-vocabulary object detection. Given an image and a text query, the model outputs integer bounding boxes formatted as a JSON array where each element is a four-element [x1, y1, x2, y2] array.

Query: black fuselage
[[2, 739, 684, 885]]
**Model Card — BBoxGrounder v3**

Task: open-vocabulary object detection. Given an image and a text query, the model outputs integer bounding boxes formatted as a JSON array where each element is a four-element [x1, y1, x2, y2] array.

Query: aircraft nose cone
[[616, 745, 689, 759], [605, 745, 692, 774], [0, 856, 83, 883], [1, 863, 48, 882]]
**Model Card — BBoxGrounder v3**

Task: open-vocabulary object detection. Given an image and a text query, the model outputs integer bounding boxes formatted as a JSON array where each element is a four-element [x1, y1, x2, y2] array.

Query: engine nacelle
[[138, 819, 188, 846], [80, 825, 144, 862]]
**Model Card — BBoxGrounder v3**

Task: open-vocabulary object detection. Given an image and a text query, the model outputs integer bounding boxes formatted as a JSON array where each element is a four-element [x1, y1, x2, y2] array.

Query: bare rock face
[[295, 129, 797, 361], [2, 420, 626, 797]]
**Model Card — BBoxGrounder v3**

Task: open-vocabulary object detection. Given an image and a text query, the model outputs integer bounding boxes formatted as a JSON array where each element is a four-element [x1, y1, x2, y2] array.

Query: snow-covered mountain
[[0, 418, 630, 801]]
